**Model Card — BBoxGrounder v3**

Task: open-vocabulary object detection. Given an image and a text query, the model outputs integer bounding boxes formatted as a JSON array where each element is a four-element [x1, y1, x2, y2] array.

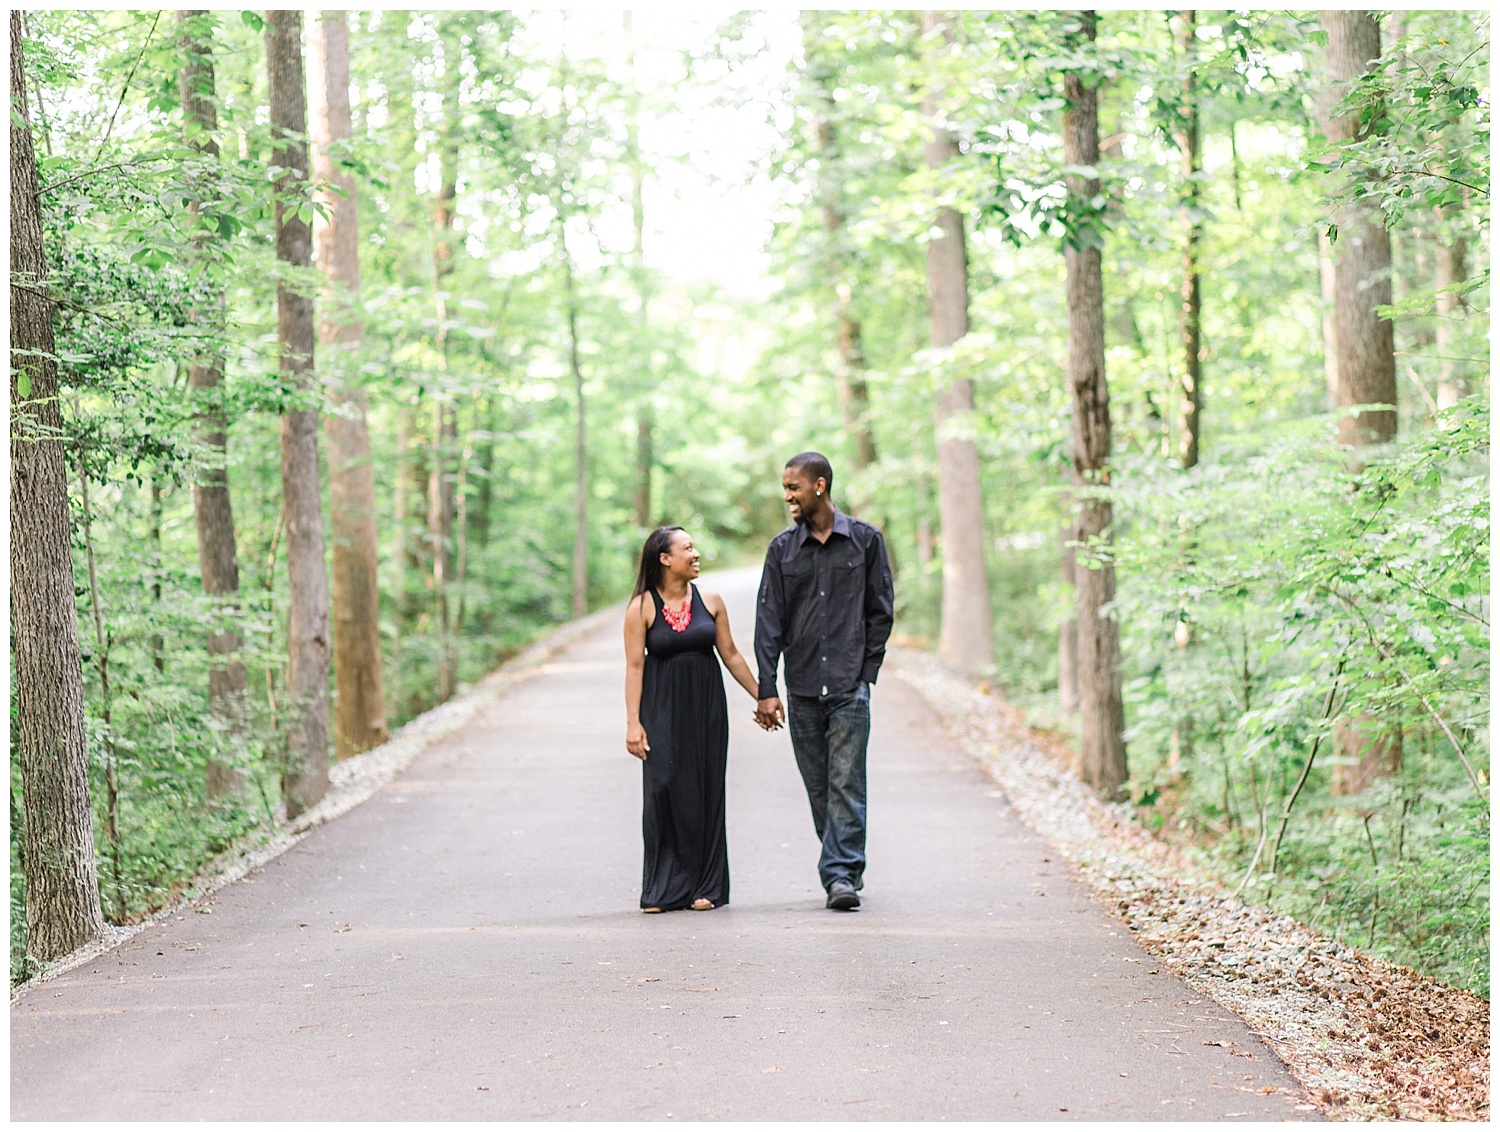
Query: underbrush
[[898, 402, 1490, 999]]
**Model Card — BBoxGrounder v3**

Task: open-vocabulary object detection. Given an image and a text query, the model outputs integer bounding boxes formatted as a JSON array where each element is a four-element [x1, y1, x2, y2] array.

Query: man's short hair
[[785, 451, 834, 492]]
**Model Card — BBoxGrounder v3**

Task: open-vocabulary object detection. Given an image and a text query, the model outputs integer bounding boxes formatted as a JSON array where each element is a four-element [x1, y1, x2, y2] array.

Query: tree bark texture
[[267, 9, 330, 818], [178, 10, 249, 799], [310, 10, 388, 758], [1064, 11, 1128, 799], [1174, 10, 1202, 470], [805, 14, 878, 482], [1318, 11, 1398, 447], [921, 10, 994, 677], [565, 246, 589, 618], [10, 11, 107, 959]]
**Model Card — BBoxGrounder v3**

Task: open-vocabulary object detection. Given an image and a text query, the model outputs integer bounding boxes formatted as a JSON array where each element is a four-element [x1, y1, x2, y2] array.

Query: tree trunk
[[1174, 9, 1202, 470], [396, 400, 429, 631], [10, 11, 106, 960], [428, 20, 463, 699], [805, 14, 878, 485], [1319, 231, 1339, 408], [1318, 10, 1402, 794], [267, 9, 330, 819], [564, 244, 588, 618], [178, 10, 249, 799], [149, 475, 165, 673], [1063, 11, 1127, 799], [79, 463, 126, 922], [623, 12, 655, 530], [310, 10, 388, 758], [472, 393, 496, 551], [1333, 719, 1402, 796], [1434, 202, 1468, 410], [634, 412, 653, 527], [1318, 11, 1398, 448], [1058, 521, 1079, 712], [921, 10, 993, 677]]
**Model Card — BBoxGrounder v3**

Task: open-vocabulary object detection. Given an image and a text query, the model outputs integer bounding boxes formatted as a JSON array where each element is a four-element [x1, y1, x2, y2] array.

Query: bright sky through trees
[[511, 8, 799, 295]]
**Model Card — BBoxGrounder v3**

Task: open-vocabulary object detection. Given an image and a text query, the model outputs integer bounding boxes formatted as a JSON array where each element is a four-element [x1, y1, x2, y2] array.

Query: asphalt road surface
[[12, 568, 1311, 1121]]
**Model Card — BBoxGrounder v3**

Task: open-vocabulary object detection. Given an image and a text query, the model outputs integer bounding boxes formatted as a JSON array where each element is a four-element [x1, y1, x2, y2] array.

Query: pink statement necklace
[[660, 590, 693, 632]]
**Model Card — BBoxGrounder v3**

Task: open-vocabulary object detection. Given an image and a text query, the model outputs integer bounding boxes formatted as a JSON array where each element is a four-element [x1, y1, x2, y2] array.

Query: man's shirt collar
[[792, 506, 853, 548]]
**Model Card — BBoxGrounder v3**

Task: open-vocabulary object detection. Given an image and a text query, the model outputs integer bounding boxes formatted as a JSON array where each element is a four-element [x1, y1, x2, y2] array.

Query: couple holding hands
[[622, 452, 895, 914]]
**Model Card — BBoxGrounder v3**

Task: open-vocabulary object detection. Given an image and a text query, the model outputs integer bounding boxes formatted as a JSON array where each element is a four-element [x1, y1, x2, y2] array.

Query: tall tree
[[10, 11, 107, 958], [1318, 10, 1402, 795], [803, 14, 878, 483], [310, 9, 388, 758], [1318, 11, 1398, 448], [177, 10, 248, 799], [1173, 9, 1203, 470], [623, 10, 655, 529], [395, 405, 429, 636], [266, 9, 330, 817], [564, 234, 589, 619], [1318, 231, 1339, 407], [429, 15, 464, 698], [921, 10, 994, 676], [1058, 531, 1079, 712], [1063, 10, 1127, 798]]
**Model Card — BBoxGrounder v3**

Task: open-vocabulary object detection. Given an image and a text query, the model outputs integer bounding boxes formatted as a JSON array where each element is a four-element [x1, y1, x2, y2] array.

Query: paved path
[[12, 569, 1309, 1121]]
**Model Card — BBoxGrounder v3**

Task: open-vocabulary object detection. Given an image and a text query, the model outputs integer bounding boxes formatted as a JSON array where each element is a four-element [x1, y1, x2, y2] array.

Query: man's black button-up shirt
[[754, 508, 895, 700]]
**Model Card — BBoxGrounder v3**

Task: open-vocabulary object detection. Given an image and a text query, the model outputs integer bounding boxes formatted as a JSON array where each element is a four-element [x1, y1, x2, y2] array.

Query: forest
[[9, 8, 1489, 999]]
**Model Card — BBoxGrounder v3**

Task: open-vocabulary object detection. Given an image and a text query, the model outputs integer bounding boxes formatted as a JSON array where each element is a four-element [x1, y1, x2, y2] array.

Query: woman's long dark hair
[[633, 526, 686, 598]]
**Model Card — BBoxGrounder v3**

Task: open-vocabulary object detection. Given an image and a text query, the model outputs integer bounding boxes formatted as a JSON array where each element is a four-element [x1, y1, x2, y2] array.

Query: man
[[754, 452, 894, 911]]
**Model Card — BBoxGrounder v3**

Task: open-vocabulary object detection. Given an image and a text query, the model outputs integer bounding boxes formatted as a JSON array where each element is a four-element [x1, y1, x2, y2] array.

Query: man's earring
[[816, 490, 821, 496]]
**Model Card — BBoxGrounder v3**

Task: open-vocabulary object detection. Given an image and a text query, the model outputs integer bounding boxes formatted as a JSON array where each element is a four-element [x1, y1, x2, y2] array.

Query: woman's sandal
[[642, 907, 662, 914], [691, 899, 714, 911]]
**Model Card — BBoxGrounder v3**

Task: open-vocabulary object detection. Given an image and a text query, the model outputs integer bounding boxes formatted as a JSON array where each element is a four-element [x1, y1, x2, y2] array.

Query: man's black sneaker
[[826, 880, 860, 911]]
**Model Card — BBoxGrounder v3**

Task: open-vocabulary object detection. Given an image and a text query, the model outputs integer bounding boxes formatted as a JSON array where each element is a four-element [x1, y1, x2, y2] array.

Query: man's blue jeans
[[788, 684, 870, 892]]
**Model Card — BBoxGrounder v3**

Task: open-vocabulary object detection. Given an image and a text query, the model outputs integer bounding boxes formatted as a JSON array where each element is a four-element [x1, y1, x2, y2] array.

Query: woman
[[624, 526, 762, 912]]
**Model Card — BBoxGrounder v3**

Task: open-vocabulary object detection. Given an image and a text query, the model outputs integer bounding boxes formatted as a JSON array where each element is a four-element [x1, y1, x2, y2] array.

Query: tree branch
[[36, 158, 157, 197]]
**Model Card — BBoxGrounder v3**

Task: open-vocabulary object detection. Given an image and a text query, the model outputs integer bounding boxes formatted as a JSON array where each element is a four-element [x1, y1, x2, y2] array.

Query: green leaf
[[17, 371, 31, 398], [241, 10, 263, 32]]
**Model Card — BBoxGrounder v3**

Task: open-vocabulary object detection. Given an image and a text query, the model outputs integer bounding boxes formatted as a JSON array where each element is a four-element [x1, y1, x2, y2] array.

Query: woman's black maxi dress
[[639, 585, 730, 910]]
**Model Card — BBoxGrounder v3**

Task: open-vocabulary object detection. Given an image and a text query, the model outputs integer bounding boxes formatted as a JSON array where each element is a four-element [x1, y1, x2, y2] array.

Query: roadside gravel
[[890, 647, 1490, 1122]]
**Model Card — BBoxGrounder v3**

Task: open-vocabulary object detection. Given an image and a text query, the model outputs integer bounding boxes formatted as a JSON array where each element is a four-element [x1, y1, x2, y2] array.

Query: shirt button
[[821, 685, 828, 695], [819, 590, 825, 596]]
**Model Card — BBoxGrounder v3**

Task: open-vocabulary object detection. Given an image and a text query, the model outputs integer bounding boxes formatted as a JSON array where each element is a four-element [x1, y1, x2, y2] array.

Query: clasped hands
[[627, 697, 782, 759], [753, 697, 784, 732]]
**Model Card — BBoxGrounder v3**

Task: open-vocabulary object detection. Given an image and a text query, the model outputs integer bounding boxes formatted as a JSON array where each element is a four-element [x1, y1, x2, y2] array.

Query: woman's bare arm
[[623, 595, 651, 759], [702, 589, 763, 704]]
